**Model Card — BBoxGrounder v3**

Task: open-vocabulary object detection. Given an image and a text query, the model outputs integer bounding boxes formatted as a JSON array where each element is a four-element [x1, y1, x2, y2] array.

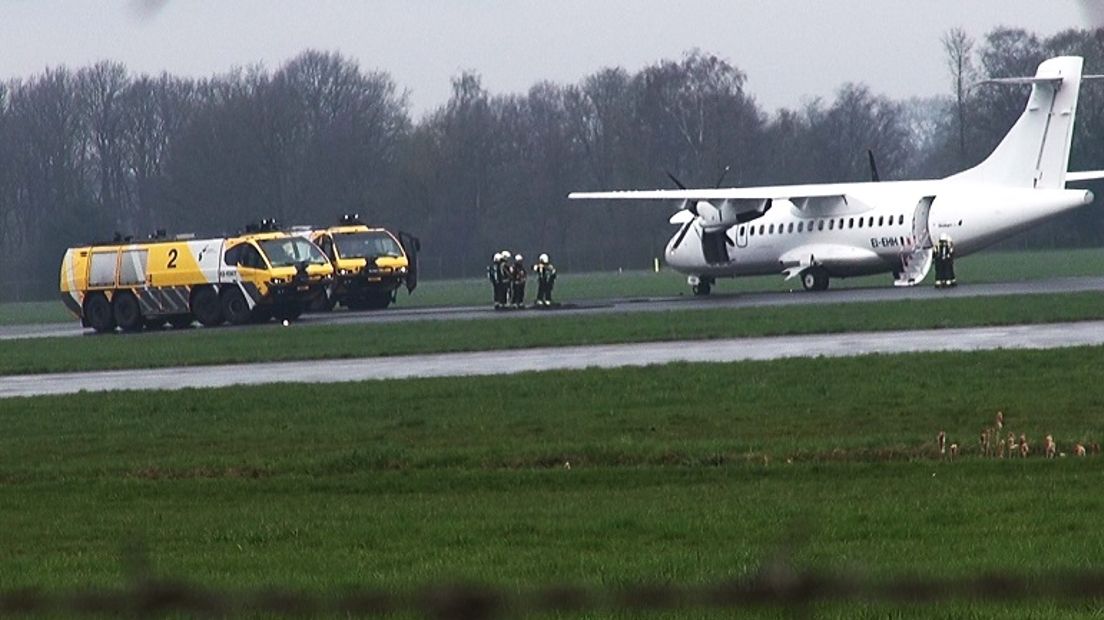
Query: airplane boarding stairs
[[894, 196, 935, 287]]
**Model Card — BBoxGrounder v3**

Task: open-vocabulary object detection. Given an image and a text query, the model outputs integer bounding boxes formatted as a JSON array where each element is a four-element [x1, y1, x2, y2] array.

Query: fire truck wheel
[[273, 303, 303, 322], [307, 291, 336, 312], [221, 288, 252, 325], [168, 315, 194, 329], [250, 306, 273, 323], [112, 291, 144, 332], [191, 286, 224, 327], [84, 293, 116, 333]]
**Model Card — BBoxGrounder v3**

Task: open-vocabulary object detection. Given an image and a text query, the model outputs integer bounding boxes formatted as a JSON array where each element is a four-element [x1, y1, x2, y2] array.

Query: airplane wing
[[568, 184, 868, 226], [567, 183, 857, 202]]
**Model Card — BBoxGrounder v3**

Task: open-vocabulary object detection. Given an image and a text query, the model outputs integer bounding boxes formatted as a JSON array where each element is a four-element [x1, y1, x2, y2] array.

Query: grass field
[[3, 290, 1104, 376], [7, 247, 1104, 327], [4, 347, 1104, 617]]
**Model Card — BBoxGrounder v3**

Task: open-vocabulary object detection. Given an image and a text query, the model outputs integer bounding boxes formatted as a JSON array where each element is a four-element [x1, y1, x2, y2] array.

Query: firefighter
[[510, 253, 527, 308], [934, 234, 956, 288], [488, 252, 505, 308], [496, 249, 514, 307], [533, 253, 557, 306]]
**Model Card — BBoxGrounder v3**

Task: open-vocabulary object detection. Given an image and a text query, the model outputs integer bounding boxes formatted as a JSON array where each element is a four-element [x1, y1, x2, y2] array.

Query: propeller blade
[[665, 171, 697, 215], [714, 165, 731, 188], [867, 149, 881, 182]]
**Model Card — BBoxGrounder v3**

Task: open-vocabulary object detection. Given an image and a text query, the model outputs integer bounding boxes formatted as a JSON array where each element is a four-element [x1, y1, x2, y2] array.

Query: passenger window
[[818, 220, 824, 231], [868, 217, 874, 227], [797, 222, 804, 233], [828, 220, 834, 230], [899, 214, 905, 225], [858, 218, 864, 228], [848, 218, 854, 229], [223, 245, 241, 266], [749, 226, 755, 236], [240, 245, 266, 269], [787, 223, 793, 233], [769, 224, 774, 234], [878, 216, 884, 226], [739, 226, 745, 237], [759, 225, 765, 235]]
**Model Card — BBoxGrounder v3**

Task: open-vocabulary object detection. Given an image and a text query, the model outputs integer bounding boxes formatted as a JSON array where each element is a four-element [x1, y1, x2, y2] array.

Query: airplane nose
[[1085, 190, 1095, 205]]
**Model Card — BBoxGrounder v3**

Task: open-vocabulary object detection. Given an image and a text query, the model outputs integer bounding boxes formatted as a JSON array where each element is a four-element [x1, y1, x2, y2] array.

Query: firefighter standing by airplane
[[509, 253, 527, 308], [495, 249, 514, 308], [488, 251, 508, 308], [933, 234, 956, 288], [533, 253, 557, 306]]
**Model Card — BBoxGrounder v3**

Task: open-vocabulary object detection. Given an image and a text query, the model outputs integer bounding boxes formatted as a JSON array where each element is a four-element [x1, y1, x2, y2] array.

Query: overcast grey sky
[[0, 1, 1101, 118]]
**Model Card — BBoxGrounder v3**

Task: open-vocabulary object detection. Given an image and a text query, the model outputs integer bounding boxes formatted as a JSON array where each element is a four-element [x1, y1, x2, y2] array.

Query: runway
[[4, 275, 1104, 341], [3, 320, 1103, 398]]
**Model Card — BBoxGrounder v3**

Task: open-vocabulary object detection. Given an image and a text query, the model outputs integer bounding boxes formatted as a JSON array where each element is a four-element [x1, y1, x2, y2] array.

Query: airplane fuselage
[[665, 180, 1093, 282]]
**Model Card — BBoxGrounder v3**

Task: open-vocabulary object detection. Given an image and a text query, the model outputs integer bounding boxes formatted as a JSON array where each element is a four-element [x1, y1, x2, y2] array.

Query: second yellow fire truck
[[307, 215, 419, 310], [60, 223, 334, 333]]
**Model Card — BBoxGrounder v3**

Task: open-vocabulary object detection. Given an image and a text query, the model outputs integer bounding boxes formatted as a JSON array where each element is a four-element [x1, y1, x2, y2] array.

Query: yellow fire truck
[[307, 215, 419, 310], [59, 225, 334, 333]]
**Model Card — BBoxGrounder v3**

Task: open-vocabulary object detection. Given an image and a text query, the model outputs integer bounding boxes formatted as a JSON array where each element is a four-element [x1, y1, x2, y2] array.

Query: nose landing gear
[[688, 275, 714, 296]]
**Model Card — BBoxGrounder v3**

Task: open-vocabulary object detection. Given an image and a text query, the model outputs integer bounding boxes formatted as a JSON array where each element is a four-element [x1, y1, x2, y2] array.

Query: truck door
[[397, 231, 420, 292]]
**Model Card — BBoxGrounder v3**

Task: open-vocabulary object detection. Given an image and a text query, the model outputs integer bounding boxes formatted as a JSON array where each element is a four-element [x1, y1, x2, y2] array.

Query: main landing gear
[[800, 266, 830, 292]]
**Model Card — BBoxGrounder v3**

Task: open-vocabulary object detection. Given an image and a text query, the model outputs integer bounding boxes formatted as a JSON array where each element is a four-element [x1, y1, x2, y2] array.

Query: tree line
[[2, 27, 1104, 300]]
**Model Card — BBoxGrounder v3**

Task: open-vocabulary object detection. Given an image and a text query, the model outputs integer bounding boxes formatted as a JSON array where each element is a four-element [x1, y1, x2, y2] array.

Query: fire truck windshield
[[258, 238, 328, 267], [334, 231, 404, 259]]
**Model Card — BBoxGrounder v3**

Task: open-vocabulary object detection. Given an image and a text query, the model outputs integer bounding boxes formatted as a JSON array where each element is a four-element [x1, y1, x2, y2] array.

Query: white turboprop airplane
[[570, 56, 1104, 294]]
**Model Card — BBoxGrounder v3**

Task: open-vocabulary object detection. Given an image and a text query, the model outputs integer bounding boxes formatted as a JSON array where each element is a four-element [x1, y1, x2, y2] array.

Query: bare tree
[[942, 28, 975, 168]]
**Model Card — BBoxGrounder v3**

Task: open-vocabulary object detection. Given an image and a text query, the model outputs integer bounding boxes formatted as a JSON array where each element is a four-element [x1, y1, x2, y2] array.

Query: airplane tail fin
[[950, 56, 1084, 189]]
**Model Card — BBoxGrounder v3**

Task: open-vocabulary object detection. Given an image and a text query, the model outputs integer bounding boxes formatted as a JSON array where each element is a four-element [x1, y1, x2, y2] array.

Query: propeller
[[666, 171, 699, 217], [867, 149, 881, 182]]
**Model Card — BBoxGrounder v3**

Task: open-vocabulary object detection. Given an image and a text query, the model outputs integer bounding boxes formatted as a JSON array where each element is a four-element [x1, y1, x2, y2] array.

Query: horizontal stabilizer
[[974, 76, 1063, 88], [1066, 170, 1104, 183]]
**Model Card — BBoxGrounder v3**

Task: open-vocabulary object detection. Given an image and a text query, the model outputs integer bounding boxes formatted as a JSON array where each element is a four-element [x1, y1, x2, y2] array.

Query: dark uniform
[[496, 254, 514, 307], [934, 236, 956, 288], [488, 253, 506, 308], [533, 254, 557, 306], [510, 255, 527, 308]]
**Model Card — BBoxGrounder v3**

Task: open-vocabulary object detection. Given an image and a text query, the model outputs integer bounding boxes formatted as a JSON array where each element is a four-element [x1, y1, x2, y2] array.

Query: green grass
[[3, 347, 1104, 618], [4, 290, 1104, 376], [10, 247, 1104, 326]]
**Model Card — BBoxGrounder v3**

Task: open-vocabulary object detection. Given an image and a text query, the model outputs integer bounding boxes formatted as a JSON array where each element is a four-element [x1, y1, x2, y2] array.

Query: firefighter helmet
[[539, 253, 549, 264]]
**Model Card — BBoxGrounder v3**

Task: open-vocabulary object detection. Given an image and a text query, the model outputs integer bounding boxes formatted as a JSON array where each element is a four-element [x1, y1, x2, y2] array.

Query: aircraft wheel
[[191, 286, 224, 327], [801, 267, 830, 292], [84, 293, 116, 333], [112, 291, 144, 332], [221, 287, 252, 325], [692, 282, 711, 296]]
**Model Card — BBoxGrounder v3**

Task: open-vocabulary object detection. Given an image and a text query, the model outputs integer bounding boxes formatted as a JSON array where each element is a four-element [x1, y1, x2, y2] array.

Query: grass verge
[[2, 347, 1104, 618]]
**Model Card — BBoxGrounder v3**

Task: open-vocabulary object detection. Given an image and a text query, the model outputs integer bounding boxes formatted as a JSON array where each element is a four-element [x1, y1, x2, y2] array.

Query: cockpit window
[[333, 231, 404, 259], [258, 238, 328, 267]]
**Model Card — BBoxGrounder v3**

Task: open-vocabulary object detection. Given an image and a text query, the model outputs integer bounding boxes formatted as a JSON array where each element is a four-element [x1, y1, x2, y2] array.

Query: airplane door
[[734, 224, 748, 248], [912, 196, 934, 249]]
